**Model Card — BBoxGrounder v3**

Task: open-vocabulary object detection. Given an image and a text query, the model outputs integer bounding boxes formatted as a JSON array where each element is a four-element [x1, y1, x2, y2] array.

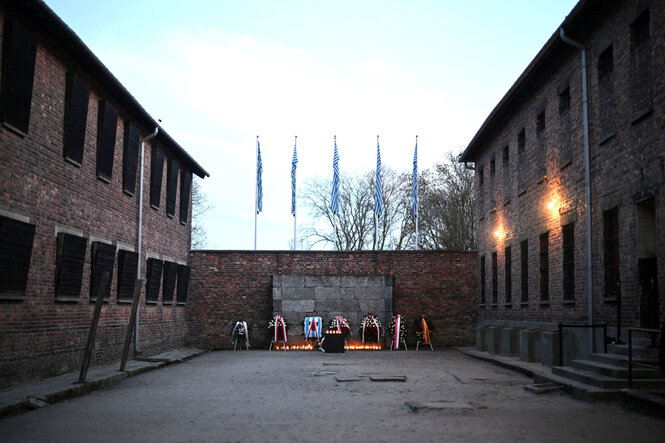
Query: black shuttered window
[[123, 123, 140, 195], [90, 242, 116, 301], [63, 71, 89, 164], [166, 159, 179, 217], [117, 250, 138, 301], [150, 148, 164, 208], [96, 100, 118, 182], [145, 258, 163, 302], [55, 233, 87, 300], [162, 261, 178, 303], [0, 16, 37, 135], [0, 216, 36, 298], [179, 171, 192, 224], [176, 265, 190, 304]]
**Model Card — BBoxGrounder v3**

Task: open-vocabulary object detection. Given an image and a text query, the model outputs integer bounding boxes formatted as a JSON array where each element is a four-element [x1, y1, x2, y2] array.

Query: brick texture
[[188, 251, 477, 349], [470, 1, 665, 334], [0, 10, 195, 387]]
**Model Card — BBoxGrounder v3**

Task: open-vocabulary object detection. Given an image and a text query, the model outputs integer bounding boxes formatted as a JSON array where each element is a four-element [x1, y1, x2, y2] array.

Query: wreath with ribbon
[[328, 315, 352, 338], [413, 315, 434, 344], [231, 321, 249, 344], [360, 313, 381, 343], [388, 315, 407, 348], [268, 316, 288, 343]]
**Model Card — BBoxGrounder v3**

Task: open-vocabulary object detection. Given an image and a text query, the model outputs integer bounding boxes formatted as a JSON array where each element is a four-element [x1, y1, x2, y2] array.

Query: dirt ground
[[1, 348, 664, 442]]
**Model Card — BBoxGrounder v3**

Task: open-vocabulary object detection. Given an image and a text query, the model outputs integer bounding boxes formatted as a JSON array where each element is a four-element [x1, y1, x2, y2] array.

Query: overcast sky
[[45, 0, 578, 250]]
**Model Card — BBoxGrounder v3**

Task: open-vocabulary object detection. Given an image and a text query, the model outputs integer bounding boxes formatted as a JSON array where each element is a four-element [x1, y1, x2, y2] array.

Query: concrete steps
[[551, 340, 665, 391]]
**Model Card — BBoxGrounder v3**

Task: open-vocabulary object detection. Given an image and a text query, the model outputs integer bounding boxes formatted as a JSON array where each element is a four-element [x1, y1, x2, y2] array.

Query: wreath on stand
[[359, 313, 381, 343], [231, 321, 249, 345], [413, 315, 434, 344], [267, 316, 288, 343], [388, 315, 407, 349], [328, 315, 352, 338]]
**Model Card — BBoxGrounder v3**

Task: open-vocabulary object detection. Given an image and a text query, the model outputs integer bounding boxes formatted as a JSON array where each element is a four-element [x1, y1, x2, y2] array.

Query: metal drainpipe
[[135, 126, 159, 354], [559, 28, 594, 350]]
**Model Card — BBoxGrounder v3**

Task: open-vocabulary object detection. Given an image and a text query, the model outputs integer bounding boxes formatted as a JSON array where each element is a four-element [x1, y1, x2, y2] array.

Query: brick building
[[0, 0, 208, 387], [460, 0, 664, 361]]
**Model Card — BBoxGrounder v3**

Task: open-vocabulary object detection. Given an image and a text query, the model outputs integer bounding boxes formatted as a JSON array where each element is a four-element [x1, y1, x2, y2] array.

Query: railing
[[558, 322, 608, 367], [628, 327, 661, 388]]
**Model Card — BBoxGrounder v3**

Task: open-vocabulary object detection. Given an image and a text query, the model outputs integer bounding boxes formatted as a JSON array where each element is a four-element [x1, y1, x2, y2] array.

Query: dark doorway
[[637, 198, 659, 329]]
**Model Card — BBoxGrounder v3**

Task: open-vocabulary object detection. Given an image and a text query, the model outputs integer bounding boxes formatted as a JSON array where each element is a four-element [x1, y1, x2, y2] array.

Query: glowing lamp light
[[547, 200, 556, 211]]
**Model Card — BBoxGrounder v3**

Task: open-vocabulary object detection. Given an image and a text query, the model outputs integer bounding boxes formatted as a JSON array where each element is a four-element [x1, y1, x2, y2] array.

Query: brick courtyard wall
[[0, 9, 197, 387], [188, 251, 477, 349]]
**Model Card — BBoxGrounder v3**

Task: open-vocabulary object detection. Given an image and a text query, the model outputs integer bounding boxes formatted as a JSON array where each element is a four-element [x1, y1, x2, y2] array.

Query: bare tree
[[191, 177, 214, 249], [416, 152, 475, 250], [301, 168, 411, 250], [301, 152, 474, 252]]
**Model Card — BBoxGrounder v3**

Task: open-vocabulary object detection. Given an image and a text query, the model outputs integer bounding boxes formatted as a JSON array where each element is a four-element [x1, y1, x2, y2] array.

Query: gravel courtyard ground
[[1, 348, 664, 442]]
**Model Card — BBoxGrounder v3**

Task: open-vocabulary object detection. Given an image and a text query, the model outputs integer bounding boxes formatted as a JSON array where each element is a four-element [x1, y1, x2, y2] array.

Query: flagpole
[[254, 135, 258, 250], [293, 135, 297, 251], [414, 135, 419, 250], [331, 135, 340, 251]]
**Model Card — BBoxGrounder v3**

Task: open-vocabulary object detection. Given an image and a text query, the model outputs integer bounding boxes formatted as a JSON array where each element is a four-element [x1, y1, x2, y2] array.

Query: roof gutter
[[559, 27, 594, 349]]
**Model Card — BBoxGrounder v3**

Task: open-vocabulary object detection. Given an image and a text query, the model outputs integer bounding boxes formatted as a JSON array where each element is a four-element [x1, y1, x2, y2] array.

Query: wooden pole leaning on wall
[[120, 279, 143, 372], [78, 272, 109, 384]]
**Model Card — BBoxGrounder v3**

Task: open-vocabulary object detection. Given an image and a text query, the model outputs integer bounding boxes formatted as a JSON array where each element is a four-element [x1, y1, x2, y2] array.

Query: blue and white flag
[[256, 139, 263, 213], [330, 137, 340, 214], [291, 138, 298, 215], [412, 136, 418, 216], [375, 136, 383, 216]]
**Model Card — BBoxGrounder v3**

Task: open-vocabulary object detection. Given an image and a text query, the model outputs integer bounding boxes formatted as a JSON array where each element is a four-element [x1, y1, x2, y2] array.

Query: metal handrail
[[558, 322, 608, 367], [628, 327, 661, 388]]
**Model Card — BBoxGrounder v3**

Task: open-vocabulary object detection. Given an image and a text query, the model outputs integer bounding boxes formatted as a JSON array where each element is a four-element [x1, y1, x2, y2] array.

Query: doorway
[[637, 198, 659, 329]]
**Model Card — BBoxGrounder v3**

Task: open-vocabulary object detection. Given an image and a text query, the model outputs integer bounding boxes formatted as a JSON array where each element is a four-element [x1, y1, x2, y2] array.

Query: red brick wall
[[472, 1, 665, 333], [188, 251, 477, 349], [0, 11, 194, 387]]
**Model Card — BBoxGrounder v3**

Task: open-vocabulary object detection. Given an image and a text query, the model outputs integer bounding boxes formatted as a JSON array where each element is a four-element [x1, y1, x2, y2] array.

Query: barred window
[[562, 224, 575, 300], [520, 240, 528, 303], [539, 232, 549, 301], [505, 246, 512, 306]]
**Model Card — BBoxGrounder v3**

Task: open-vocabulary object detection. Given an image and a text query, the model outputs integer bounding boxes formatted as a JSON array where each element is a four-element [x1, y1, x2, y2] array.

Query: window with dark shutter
[[0, 216, 36, 299], [504, 246, 512, 307], [162, 261, 178, 304], [176, 264, 190, 304], [562, 223, 575, 301], [539, 232, 549, 302], [122, 123, 140, 195], [96, 100, 118, 182], [166, 159, 179, 217], [491, 251, 498, 305], [603, 208, 620, 301], [63, 71, 89, 165], [145, 258, 163, 302], [0, 16, 37, 135], [89, 242, 116, 302], [479, 255, 486, 306], [55, 233, 87, 300], [150, 148, 164, 208], [520, 240, 529, 304], [179, 170, 192, 224], [117, 250, 138, 301]]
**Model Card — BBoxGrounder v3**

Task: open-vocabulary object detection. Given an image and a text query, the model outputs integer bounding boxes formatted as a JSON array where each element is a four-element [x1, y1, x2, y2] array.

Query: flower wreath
[[231, 321, 247, 340], [359, 313, 381, 343], [413, 315, 434, 344], [328, 315, 352, 338], [388, 315, 407, 347], [267, 316, 288, 342]]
